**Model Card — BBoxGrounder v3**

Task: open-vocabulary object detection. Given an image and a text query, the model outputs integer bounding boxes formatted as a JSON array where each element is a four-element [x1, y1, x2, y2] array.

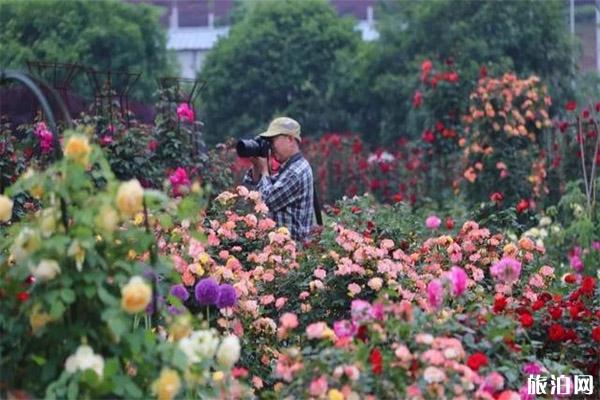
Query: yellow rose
[[121, 276, 152, 314], [29, 304, 53, 333], [30, 185, 44, 199], [96, 205, 119, 232], [212, 371, 224, 382], [152, 368, 181, 400], [64, 135, 91, 166], [116, 180, 144, 216], [328, 389, 344, 400], [0, 195, 13, 223], [168, 314, 192, 341]]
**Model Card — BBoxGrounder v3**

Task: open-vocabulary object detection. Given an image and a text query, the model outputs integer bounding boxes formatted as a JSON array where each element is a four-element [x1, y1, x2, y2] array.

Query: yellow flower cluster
[[121, 276, 152, 314]]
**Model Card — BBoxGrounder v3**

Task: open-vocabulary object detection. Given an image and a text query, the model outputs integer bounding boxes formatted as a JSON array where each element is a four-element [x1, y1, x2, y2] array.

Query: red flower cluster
[[369, 347, 383, 375], [466, 352, 488, 371]]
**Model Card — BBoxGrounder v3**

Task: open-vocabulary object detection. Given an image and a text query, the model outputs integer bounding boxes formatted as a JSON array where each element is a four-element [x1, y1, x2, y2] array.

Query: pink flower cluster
[[34, 122, 54, 154], [176, 102, 195, 123], [169, 167, 190, 197]]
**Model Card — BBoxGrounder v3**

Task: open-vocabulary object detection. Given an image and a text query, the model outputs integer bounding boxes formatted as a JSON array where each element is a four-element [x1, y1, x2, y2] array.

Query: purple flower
[[425, 215, 441, 229], [170, 284, 190, 302], [167, 305, 184, 315], [592, 241, 600, 251], [216, 284, 237, 308], [194, 277, 219, 305]]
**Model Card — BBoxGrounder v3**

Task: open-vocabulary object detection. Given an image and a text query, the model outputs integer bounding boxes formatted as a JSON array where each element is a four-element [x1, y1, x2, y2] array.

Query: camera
[[236, 136, 271, 158]]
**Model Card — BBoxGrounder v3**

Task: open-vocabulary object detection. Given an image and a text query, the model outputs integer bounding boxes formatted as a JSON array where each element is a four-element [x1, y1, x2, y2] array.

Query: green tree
[[355, 0, 577, 144], [0, 0, 176, 101], [198, 0, 361, 144]]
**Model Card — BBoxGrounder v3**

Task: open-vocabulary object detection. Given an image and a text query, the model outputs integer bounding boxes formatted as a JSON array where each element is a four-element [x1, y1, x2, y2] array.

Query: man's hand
[[250, 156, 269, 180]]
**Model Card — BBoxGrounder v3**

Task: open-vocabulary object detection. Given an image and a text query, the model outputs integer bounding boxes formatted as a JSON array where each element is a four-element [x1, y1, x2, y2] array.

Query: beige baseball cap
[[258, 117, 301, 140]]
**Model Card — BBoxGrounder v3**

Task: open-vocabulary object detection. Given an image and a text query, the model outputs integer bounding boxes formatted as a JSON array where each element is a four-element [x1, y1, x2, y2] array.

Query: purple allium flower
[[170, 284, 190, 302], [194, 277, 219, 305], [216, 284, 237, 308], [167, 305, 184, 315]]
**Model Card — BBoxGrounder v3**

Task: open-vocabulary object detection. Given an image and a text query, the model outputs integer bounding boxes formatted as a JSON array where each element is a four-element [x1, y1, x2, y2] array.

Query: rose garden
[[1, 1, 599, 399]]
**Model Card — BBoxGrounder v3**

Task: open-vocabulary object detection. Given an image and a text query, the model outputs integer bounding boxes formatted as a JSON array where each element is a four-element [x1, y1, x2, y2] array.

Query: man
[[243, 117, 315, 241]]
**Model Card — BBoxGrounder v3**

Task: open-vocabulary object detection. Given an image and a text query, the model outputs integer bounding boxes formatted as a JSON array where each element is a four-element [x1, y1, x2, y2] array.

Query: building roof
[[167, 27, 230, 51]]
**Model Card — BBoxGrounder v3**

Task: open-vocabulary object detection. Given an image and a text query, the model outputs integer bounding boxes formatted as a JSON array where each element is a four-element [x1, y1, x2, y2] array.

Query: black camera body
[[236, 136, 271, 158]]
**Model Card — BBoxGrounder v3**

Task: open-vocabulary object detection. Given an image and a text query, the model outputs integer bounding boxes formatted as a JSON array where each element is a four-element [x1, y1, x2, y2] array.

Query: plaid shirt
[[243, 153, 314, 241]]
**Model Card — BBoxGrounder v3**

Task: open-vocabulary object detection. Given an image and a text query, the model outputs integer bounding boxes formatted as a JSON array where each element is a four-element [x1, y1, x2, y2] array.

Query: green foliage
[[199, 0, 361, 144], [0, 0, 176, 101], [356, 0, 576, 144]]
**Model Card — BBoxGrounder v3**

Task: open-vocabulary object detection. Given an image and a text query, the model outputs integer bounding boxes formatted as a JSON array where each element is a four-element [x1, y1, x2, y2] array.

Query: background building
[[128, 0, 378, 78]]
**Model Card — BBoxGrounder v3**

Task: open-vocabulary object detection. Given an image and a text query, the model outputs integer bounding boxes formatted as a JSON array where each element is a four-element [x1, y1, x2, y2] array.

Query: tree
[[0, 0, 176, 101], [198, 0, 361, 144], [354, 0, 577, 144]]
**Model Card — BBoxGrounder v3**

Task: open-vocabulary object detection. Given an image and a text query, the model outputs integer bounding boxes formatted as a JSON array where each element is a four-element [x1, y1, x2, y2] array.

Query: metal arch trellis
[[0, 69, 73, 194], [156, 77, 207, 157], [26, 60, 82, 112], [85, 67, 141, 130]]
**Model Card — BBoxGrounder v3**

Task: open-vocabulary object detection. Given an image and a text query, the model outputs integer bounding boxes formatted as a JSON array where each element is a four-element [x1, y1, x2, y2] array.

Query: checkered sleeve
[[256, 168, 302, 213]]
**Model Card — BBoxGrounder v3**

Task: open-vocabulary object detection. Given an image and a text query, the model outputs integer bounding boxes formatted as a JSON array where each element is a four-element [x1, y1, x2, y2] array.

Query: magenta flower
[[427, 279, 444, 309], [333, 320, 357, 338], [490, 257, 522, 284], [34, 122, 54, 154], [216, 284, 237, 308], [425, 215, 441, 229], [169, 167, 190, 186], [194, 277, 219, 305], [350, 299, 372, 323], [592, 241, 600, 251], [177, 103, 195, 122], [447, 266, 468, 296]]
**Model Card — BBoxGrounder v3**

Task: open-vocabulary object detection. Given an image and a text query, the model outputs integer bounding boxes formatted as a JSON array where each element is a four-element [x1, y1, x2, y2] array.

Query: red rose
[[548, 323, 565, 341], [519, 312, 534, 328], [516, 199, 530, 214], [435, 121, 445, 132], [532, 300, 545, 311], [493, 296, 507, 313], [422, 130, 435, 143], [413, 90, 423, 108], [565, 100, 577, 111], [591, 326, 600, 342], [357, 325, 369, 342], [490, 192, 504, 203], [467, 352, 488, 371], [548, 307, 562, 320], [569, 304, 582, 320], [564, 273, 577, 284], [581, 276, 596, 296], [16, 291, 29, 302], [369, 347, 383, 375], [582, 109, 590, 119], [479, 65, 488, 79], [393, 193, 404, 203], [445, 217, 455, 230]]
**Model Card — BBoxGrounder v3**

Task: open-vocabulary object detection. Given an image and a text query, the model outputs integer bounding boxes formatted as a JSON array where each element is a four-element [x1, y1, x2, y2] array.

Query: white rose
[[423, 366, 446, 383], [539, 216, 552, 226], [179, 329, 219, 364], [216, 334, 241, 368], [65, 345, 104, 378], [29, 259, 61, 281]]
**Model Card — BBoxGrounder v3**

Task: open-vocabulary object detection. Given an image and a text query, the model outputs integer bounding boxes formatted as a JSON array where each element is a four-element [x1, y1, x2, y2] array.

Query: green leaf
[[31, 354, 47, 366], [50, 300, 66, 319], [97, 285, 118, 306], [61, 288, 76, 304], [67, 377, 79, 400]]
